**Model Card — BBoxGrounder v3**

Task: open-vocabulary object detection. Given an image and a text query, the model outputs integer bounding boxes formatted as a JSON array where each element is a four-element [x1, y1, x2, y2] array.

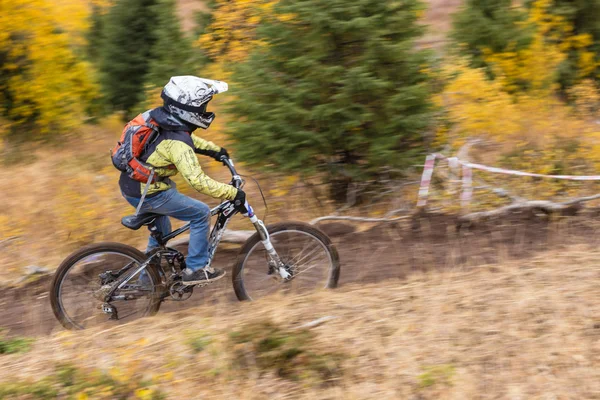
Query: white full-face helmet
[[161, 76, 229, 129]]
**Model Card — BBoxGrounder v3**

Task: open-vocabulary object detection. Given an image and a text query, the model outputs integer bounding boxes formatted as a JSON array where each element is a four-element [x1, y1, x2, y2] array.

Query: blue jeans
[[123, 188, 212, 271]]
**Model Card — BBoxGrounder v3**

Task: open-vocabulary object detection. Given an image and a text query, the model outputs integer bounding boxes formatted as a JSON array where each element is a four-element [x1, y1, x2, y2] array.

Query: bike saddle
[[121, 213, 161, 230]]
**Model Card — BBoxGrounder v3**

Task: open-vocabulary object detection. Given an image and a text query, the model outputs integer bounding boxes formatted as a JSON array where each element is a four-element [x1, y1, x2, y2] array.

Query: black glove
[[233, 189, 254, 216], [197, 147, 229, 162], [233, 189, 247, 212], [214, 147, 229, 162]]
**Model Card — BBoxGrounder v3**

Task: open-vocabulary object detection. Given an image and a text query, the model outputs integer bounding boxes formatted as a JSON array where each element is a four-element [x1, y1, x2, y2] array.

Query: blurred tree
[[197, 0, 275, 68], [482, 0, 569, 95], [451, 0, 532, 70], [86, 4, 105, 62], [192, 0, 217, 67], [99, 0, 157, 116], [227, 0, 433, 198], [454, 0, 600, 90], [0, 0, 98, 136], [537, 0, 600, 89], [193, 0, 217, 39], [146, 0, 196, 87]]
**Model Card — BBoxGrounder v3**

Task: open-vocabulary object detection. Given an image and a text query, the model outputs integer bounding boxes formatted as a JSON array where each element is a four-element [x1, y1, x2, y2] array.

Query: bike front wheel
[[50, 242, 163, 330], [232, 222, 340, 301]]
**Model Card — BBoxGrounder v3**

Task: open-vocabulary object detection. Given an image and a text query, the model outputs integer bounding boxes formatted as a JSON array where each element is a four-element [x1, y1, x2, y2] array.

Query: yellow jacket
[[118, 107, 237, 201]]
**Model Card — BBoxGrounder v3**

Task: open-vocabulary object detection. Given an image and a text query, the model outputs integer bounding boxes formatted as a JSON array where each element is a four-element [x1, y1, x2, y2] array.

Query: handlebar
[[220, 156, 243, 189], [220, 155, 258, 219]]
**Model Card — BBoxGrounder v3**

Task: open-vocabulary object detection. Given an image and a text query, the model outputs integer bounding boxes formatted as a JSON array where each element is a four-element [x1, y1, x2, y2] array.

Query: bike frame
[[158, 158, 283, 270], [108, 158, 289, 300]]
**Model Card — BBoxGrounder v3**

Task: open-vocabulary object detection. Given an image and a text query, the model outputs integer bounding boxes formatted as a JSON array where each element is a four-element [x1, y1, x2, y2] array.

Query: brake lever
[[231, 176, 244, 189], [220, 155, 231, 166]]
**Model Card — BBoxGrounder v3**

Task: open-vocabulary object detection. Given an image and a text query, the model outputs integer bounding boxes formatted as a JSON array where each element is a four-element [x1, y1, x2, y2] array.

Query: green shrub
[[228, 320, 345, 384], [417, 364, 456, 389], [0, 334, 34, 354], [185, 331, 212, 353], [0, 363, 165, 400]]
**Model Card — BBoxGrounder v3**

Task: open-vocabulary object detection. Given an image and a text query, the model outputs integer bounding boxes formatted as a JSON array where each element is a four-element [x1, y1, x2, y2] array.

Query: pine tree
[[193, 0, 217, 66], [451, 0, 532, 69], [193, 0, 217, 39], [99, 0, 157, 116], [146, 0, 195, 87], [540, 0, 600, 88], [227, 0, 433, 196], [86, 4, 104, 62]]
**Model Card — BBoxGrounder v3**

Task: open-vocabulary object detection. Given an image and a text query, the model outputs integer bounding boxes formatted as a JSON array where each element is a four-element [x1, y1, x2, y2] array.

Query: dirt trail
[[2, 213, 599, 337]]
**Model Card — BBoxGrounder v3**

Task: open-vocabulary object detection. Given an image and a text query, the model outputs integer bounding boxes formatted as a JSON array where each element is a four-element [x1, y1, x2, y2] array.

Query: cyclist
[[119, 76, 247, 286]]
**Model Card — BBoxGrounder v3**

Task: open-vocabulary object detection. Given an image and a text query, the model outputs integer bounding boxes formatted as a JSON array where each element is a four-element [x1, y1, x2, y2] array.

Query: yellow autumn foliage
[[0, 0, 98, 135], [435, 1, 600, 206], [197, 0, 299, 76], [438, 58, 600, 204], [197, 0, 276, 67], [484, 0, 599, 94], [569, 79, 600, 118]]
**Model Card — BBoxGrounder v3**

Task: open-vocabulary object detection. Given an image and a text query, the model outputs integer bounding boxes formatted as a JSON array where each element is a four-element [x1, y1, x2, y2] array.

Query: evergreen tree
[[146, 0, 195, 87], [193, 0, 217, 39], [86, 4, 104, 62], [541, 0, 600, 88], [193, 0, 217, 66], [228, 0, 433, 196], [451, 0, 532, 69], [99, 0, 157, 116]]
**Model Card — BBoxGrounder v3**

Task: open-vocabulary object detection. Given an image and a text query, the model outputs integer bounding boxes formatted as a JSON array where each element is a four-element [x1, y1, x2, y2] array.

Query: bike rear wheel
[[232, 222, 340, 301], [50, 242, 162, 330]]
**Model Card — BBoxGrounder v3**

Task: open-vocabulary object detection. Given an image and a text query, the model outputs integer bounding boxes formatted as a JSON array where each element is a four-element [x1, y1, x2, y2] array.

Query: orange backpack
[[111, 111, 161, 183]]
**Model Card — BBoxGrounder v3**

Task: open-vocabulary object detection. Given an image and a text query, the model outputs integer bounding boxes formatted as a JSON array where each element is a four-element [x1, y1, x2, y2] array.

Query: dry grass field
[[1, 246, 598, 399]]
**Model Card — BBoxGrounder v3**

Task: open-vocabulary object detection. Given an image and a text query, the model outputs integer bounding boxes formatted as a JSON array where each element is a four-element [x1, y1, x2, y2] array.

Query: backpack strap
[[135, 168, 155, 216], [141, 115, 161, 151], [144, 120, 160, 132]]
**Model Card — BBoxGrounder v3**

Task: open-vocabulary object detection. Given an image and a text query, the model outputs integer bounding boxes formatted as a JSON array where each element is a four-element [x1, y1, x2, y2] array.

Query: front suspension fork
[[249, 215, 290, 279]]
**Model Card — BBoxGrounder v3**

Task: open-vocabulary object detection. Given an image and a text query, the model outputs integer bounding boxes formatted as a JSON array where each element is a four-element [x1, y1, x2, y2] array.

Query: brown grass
[[1, 246, 599, 399]]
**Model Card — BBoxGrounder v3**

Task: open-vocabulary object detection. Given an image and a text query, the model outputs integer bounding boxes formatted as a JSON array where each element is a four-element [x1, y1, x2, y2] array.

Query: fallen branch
[[0, 236, 20, 250], [168, 213, 411, 249], [296, 316, 338, 330], [309, 215, 410, 225], [562, 193, 600, 205], [458, 194, 600, 226]]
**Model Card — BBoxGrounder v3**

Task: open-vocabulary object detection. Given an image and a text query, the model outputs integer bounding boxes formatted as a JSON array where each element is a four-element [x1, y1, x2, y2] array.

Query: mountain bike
[[50, 158, 340, 330]]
